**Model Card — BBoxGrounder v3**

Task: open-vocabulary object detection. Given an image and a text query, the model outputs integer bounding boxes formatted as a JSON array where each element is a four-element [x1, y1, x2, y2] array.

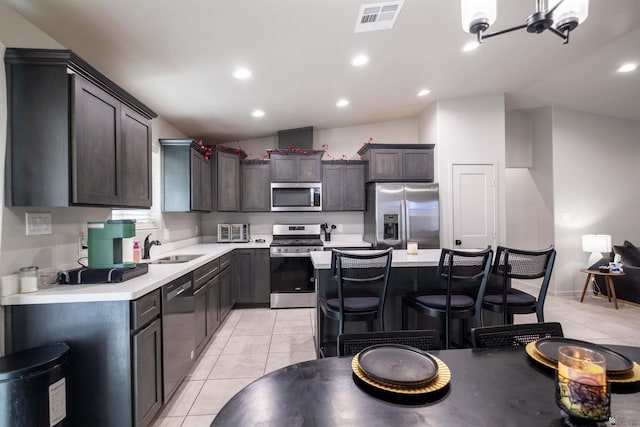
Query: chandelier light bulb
[[461, 0, 497, 34]]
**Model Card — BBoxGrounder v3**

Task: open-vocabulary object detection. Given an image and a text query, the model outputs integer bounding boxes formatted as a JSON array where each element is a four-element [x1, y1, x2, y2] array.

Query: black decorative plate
[[535, 338, 634, 375], [357, 344, 438, 386]]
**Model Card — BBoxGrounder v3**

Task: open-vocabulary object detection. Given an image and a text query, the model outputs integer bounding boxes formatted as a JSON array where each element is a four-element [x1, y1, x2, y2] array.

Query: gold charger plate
[[525, 341, 640, 383], [351, 353, 451, 395]]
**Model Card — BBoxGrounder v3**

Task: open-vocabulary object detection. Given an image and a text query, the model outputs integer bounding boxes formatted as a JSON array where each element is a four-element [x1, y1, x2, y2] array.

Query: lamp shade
[[461, 0, 497, 33], [581, 234, 611, 253], [549, 0, 589, 29]]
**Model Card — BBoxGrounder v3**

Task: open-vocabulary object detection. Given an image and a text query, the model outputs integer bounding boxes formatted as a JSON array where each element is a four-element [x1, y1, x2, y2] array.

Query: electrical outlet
[[194, 225, 199, 236], [163, 228, 170, 240], [78, 231, 88, 256], [337, 224, 344, 233]]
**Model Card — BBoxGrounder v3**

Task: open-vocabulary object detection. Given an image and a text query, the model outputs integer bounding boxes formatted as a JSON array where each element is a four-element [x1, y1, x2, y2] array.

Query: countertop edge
[[1, 242, 268, 306]]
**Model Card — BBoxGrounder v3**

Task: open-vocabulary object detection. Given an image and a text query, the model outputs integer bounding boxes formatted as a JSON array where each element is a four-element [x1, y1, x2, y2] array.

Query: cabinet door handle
[[140, 304, 157, 318]]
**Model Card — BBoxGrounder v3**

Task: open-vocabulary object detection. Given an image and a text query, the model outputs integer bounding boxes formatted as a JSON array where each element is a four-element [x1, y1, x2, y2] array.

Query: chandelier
[[461, 0, 589, 45]]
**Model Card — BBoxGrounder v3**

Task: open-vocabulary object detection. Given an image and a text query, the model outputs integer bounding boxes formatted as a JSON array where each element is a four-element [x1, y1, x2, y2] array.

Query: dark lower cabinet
[[194, 282, 208, 356], [207, 275, 221, 335], [235, 249, 270, 305], [220, 259, 234, 319], [5, 289, 163, 427], [132, 318, 162, 427]]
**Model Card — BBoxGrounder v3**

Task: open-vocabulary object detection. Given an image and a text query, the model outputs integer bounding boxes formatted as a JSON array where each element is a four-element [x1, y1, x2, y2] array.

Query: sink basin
[[151, 254, 203, 264]]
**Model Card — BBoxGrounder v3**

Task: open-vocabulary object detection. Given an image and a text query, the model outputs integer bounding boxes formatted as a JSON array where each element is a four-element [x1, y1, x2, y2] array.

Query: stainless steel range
[[270, 224, 323, 308]]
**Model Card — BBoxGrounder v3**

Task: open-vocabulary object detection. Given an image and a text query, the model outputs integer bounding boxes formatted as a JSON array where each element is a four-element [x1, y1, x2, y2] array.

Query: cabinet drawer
[[131, 289, 161, 330], [194, 259, 220, 290], [220, 253, 233, 271]]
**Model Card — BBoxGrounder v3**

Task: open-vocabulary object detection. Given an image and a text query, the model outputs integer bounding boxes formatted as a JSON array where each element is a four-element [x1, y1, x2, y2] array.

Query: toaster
[[217, 224, 250, 243]]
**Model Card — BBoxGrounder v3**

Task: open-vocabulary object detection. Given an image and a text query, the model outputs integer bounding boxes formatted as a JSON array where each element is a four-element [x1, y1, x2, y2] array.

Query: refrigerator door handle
[[402, 199, 410, 244]]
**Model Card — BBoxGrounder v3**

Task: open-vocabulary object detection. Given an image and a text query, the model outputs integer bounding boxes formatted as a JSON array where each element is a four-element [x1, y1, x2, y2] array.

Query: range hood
[[277, 126, 313, 150]]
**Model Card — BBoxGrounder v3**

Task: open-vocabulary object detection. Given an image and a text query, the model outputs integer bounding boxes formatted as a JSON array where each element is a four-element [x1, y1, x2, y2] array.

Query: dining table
[[211, 344, 640, 427]]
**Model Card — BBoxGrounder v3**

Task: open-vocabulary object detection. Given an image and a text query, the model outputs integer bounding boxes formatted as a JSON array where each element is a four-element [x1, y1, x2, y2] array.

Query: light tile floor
[[151, 292, 639, 426]]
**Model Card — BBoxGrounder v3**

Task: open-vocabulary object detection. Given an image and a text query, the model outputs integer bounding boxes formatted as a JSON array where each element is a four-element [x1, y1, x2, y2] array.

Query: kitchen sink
[[151, 254, 204, 264]]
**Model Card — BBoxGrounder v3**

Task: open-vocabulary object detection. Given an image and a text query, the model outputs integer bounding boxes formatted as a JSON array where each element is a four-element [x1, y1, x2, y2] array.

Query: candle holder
[[407, 242, 418, 255], [555, 346, 610, 427]]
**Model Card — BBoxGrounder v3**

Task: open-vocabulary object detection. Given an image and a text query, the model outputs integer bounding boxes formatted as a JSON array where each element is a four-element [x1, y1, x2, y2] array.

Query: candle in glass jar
[[407, 242, 418, 255], [19, 266, 39, 293], [556, 345, 609, 421]]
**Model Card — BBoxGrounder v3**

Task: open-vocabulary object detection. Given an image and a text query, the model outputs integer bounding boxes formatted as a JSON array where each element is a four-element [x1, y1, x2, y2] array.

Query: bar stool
[[475, 246, 556, 326], [318, 248, 393, 356], [402, 247, 493, 349]]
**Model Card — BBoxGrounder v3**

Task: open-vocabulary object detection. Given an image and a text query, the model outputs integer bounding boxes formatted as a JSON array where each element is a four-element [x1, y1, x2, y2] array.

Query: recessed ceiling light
[[617, 63, 637, 73], [462, 41, 479, 52], [336, 99, 349, 107], [417, 89, 431, 97], [351, 55, 370, 67], [251, 109, 265, 118], [233, 68, 252, 79]]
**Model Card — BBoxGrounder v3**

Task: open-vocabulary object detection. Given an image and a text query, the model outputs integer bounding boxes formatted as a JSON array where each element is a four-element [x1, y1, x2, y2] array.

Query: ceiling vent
[[354, 1, 404, 33]]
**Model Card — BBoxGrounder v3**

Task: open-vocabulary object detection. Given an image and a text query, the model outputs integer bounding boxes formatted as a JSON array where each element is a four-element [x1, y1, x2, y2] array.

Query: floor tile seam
[[162, 379, 206, 418]]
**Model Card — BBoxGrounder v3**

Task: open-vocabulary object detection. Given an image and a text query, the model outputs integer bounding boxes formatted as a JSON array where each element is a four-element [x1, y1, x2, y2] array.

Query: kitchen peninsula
[[1, 241, 269, 427], [311, 249, 443, 357]]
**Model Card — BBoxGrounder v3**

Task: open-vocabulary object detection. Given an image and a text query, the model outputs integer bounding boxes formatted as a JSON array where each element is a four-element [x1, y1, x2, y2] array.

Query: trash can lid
[[0, 342, 71, 381]]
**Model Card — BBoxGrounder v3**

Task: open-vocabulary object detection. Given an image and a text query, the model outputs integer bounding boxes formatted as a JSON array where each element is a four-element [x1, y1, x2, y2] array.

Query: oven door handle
[[270, 252, 312, 258]]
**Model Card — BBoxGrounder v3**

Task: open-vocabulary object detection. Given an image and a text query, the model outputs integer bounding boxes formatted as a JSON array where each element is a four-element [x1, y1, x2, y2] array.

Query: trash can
[[0, 343, 71, 427]]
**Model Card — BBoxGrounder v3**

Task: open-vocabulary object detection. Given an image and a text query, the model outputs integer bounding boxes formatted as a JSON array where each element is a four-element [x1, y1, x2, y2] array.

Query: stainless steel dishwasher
[[162, 274, 195, 402]]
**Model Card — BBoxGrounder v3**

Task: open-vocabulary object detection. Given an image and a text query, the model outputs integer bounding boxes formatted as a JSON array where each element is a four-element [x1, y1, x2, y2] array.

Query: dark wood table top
[[212, 345, 640, 427]]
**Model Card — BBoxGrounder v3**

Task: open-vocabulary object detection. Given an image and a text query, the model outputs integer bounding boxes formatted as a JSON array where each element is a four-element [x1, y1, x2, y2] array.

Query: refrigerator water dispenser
[[383, 214, 399, 240]]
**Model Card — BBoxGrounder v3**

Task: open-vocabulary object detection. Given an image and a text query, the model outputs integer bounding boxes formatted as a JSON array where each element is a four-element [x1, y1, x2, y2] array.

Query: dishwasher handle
[[166, 280, 193, 301]]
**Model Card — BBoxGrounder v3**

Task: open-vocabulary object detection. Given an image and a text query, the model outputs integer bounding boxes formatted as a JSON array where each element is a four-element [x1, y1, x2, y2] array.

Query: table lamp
[[581, 234, 611, 267]]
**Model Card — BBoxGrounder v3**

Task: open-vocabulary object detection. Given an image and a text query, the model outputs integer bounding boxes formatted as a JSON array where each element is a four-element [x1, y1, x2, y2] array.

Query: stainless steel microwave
[[271, 182, 322, 212], [217, 224, 250, 242]]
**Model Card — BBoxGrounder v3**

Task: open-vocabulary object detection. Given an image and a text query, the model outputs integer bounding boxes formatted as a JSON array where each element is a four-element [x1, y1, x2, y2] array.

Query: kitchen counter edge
[[1, 242, 270, 306]]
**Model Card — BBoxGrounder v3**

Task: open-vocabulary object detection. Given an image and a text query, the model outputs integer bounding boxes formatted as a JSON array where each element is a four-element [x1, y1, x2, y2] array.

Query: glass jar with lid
[[19, 266, 39, 293]]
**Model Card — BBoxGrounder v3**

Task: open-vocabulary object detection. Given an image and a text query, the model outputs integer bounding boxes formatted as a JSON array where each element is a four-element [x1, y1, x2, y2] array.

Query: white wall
[[221, 117, 421, 161], [551, 108, 640, 295], [505, 107, 555, 252], [423, 94, 507, 248]]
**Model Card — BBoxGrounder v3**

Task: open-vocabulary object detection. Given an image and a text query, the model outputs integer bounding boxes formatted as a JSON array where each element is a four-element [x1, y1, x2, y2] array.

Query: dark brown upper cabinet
[[358, 143, 435, 182], [240, 161, 270, 212], [321, 161, 366, 211], [160, 139, 211, 212], [213, 148, 246, 212], [269, 152, 323, 182], [5, 48, 156, 208]]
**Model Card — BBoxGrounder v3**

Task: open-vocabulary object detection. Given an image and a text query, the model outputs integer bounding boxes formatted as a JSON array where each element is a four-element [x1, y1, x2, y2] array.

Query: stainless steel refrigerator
[[364, 182, 440, 249]]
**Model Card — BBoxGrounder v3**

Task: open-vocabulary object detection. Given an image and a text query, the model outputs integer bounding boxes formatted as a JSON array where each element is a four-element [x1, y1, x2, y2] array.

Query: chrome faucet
[[143, 234, 161, 259]]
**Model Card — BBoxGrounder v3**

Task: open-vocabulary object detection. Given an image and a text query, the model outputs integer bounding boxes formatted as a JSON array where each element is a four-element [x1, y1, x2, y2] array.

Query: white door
[[452, 163, 495, 249]]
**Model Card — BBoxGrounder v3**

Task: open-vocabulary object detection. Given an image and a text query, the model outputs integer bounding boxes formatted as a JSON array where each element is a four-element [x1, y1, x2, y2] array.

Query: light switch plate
[[25, 212, 52, 235]]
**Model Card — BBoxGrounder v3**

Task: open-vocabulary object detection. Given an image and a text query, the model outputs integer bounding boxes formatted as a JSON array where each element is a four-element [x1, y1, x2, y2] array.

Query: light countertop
[[2, 237, 375, 306], [310, 249, 442, 269], [1, 241, 270, 306]]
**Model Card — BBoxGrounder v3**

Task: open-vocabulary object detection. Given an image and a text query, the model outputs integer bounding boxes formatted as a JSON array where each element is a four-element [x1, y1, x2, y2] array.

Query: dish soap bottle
[[133, 241, 141, 263]]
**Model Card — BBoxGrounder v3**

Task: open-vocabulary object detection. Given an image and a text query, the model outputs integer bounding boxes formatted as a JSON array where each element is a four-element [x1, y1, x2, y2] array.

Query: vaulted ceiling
[[5, 0, 640, 142]]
